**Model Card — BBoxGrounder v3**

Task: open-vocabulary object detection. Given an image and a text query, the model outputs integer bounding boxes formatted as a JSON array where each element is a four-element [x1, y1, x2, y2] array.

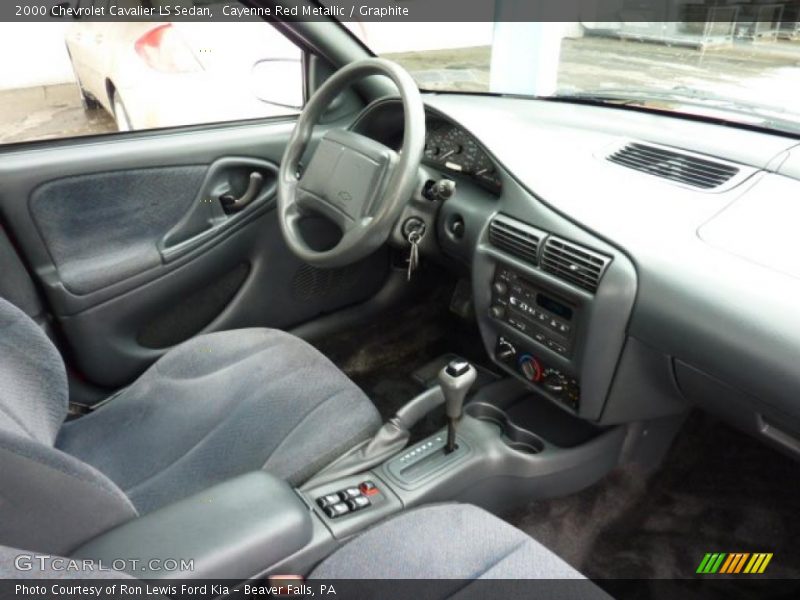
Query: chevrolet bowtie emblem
[[337, 190, 352, 202]]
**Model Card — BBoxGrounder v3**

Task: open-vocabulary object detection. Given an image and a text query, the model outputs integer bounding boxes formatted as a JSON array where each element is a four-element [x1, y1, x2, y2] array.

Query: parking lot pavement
[[2, 35, 799, 145], [390, 36, 800, 111], [0, 83, 115, 145]]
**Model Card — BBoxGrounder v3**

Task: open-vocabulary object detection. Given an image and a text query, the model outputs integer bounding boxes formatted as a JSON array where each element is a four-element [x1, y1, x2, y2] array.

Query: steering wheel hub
[[278, 58, 425, 268]]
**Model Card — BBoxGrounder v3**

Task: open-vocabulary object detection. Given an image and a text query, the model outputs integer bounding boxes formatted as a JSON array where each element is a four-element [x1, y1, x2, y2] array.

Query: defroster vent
[[608, 142, 739, 190]]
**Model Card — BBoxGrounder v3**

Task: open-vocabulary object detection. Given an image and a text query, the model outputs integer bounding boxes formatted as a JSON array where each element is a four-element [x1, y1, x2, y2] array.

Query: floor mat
[[314, 281, 495, 421], [506, 411, 800, 596]]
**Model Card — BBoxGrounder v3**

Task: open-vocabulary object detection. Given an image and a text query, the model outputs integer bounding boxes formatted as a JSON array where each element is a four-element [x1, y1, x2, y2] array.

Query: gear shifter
[[438, 359, 477, 453]]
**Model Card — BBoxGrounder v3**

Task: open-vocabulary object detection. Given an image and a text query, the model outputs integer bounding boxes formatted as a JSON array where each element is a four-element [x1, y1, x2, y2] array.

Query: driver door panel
[[0, 122, 389, 390]]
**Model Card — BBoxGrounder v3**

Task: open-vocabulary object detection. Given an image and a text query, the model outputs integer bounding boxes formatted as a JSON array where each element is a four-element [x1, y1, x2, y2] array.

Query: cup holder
[[466, 402, 545, 455]]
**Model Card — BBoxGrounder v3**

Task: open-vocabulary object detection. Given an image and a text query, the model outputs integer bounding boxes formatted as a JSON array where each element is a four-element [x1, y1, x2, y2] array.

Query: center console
[[70, 371, 630, 587], [483, 261, 591, 417], [464, 209, 638, 422], [490, 265, 581, 411]]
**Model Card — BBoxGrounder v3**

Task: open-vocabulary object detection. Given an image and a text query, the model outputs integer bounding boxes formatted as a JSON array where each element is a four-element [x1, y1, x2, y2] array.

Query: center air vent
[[488, 215, 545, 265], [608, 142, 739, 190], [541, 237, 610, 293]]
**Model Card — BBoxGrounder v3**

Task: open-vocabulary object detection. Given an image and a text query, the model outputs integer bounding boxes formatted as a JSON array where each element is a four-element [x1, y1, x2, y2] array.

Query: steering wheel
[[277, 58, 425, 268]]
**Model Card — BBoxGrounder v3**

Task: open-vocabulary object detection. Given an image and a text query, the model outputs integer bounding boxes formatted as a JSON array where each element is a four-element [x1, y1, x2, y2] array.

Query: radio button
[[492, 281, 508, 296], [508, 318, 527, 332], [490, 305, 506, 320]]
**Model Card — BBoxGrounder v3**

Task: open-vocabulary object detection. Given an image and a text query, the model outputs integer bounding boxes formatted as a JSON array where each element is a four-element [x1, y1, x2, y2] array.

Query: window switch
[[317, 493, 341, 508], [347, 496, 370, 511], [341, 487, 361, 499], [323, 502, 350, 519]]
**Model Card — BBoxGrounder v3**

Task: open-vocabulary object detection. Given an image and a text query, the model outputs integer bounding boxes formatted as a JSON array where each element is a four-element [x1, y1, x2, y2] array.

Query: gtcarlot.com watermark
[[14, 553, 194, 574]]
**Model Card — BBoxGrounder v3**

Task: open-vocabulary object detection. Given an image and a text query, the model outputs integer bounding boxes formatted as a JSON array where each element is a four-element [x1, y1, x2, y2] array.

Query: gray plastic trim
[[71, 472, 312, 581]]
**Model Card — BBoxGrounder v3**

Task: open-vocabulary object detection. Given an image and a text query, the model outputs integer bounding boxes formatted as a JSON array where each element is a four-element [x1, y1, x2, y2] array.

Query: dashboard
[[352, 93, 800, 460]]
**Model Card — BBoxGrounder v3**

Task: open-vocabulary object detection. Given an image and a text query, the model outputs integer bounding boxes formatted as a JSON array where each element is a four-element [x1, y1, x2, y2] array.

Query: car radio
[[489, 266, 576, 357]]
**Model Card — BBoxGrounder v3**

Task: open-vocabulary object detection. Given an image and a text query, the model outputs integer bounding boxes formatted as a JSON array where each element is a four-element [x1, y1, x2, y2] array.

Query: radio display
[[536, 294, 573, 321]]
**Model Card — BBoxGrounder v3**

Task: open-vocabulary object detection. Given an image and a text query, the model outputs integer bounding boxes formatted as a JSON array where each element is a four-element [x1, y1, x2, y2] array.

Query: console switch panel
[[316, 481, 376, 519]]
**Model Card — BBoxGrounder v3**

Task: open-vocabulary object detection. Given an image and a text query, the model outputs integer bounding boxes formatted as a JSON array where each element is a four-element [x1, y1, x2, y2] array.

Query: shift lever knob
[[438, 359, 477, 452]]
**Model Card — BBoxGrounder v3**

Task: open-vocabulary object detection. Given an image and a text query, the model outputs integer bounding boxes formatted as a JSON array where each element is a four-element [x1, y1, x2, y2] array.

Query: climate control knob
[[518, 354, 542, 382], [542, 369, 567, 394], [496, 338, 516, 362]]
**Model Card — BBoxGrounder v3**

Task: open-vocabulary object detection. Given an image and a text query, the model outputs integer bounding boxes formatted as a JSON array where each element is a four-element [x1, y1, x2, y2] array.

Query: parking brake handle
[[220, 171, 264, 213]]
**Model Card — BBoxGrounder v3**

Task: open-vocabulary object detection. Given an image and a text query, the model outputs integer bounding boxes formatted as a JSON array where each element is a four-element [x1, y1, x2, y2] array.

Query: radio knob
[[492, 281, 508, 296], [489, 305, 506, 320], [518, 355, 542, 382]]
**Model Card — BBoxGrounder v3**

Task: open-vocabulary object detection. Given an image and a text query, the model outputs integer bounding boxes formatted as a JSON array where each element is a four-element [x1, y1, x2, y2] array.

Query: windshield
[[346, 21, 800, 135]]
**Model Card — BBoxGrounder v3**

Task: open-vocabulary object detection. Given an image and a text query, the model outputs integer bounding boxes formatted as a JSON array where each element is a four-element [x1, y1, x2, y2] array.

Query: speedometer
[[422, 117, 502, 193], [424, 121, 447, 160], [460, 139, 481, 173], [439, 127, 463, 162]]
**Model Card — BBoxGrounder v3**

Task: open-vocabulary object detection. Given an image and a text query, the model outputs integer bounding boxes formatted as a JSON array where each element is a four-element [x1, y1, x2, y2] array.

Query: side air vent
[[488, 215, 545, 265], [541, 237, 611, 293], [608, 142, 739, 190]]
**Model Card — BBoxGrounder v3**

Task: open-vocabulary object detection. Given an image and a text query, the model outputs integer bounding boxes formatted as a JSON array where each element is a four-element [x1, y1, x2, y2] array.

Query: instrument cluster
[[424, 118, 502, 193]]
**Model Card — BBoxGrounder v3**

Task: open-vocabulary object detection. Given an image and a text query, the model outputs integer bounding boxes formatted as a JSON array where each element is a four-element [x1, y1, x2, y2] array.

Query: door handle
[[220, 171, 264, 213], [160, 157, 278, 263]]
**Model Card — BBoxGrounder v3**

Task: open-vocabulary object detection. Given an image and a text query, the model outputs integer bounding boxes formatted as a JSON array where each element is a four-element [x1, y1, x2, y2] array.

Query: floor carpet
[[506, 411, 800, 598], [314, 281, 494, 421]]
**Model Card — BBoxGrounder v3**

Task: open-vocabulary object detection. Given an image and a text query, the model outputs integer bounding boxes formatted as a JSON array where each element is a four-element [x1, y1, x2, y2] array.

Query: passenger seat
[[311, 503, 610, 597]]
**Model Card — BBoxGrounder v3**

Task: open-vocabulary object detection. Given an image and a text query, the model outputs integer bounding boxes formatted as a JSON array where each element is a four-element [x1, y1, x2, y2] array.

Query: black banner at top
[[3, 0, 789, 23]]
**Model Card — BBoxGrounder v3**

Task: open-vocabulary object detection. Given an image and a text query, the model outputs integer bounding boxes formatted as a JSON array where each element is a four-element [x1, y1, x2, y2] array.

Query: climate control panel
[[496, 336, 580, 411]]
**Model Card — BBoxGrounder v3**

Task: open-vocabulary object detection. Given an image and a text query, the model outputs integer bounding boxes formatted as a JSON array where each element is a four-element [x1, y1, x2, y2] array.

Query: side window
[[0, 2, 303, 144]]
